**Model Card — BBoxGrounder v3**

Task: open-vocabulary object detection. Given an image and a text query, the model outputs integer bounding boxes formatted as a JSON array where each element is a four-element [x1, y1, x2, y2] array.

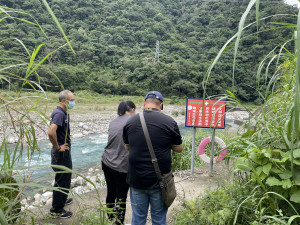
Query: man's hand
[[48, 124, 70, 152], [172, 144, 183, 153], [58, 143, 70, 152]]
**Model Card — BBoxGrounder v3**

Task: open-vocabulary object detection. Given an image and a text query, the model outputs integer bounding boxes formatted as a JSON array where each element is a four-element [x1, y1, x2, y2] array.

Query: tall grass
[[0, 4, 109, 224], [175, 0, 300, 224]]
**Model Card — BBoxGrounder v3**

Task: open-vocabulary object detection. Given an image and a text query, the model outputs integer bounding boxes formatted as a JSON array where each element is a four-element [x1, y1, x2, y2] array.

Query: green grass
[[1, 89, 186, 106]]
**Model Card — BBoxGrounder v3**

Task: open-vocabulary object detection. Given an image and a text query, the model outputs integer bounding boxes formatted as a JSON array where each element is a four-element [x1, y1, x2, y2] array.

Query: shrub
[[174, 177, 280, 225]]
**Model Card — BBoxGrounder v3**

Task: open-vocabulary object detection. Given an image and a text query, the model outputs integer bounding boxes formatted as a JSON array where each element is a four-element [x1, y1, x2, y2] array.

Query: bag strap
[[139, 112, 162, 181]]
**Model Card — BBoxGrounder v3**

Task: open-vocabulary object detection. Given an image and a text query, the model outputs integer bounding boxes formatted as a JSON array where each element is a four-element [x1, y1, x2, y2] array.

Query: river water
[[2, 126, 198, 189]]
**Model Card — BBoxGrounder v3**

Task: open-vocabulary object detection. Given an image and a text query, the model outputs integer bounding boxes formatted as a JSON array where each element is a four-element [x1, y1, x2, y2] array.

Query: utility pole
[[154, 40, 159, 65]]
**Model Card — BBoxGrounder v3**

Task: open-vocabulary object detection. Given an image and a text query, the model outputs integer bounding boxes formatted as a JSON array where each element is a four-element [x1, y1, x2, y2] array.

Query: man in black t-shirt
[[123, 91, 183, 225], [48, 90, 75, 219]]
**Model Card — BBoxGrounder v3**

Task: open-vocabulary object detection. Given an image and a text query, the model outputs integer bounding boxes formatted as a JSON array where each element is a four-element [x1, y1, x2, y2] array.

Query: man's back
[[123, 109, 182, 189]]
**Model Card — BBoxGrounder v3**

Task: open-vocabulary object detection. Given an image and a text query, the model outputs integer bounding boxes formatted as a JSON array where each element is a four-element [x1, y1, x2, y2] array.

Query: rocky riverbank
[[21, 165, 107, 211], [2, 104, 188, 144], [2, 104, 249, 144]]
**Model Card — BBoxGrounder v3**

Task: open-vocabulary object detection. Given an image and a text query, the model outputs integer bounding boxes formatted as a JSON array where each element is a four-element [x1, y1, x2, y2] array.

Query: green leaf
[[266, 177, 282, 186], [0, 208, 8, 225], [280, 151, 290, 158], [271, 143, 287, 150], [290, 190, 300, 203], [262, 163, 272, 175], [266, 177, 292, 189], [270, 167, 282, 174], [259, 172, 268, 181], [249, 152, 265, 165], [241, 130, 256, 138], [256, 166, 263, 176], [269, 158, 282, 163], [278, 170, 292, 180], [233, 158, 252, 172], [293, 159, 300, 165], [232, 0, 257, 89], [41, 0, 75, 54], [262, 149, 272, 158], [272, 149, 284, 157], [281, 157, 290, 163], [293, 149, 300, 158], [281, 179, 292, 189], [295, 171, 300, 185]]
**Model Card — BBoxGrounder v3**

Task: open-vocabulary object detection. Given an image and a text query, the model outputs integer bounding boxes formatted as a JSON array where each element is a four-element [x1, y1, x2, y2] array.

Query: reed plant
[[0, 4, 110, 224], [175, 0, 300, 224]]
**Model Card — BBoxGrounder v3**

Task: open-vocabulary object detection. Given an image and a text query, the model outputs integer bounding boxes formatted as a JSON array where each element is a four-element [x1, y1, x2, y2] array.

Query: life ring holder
[[198, 136, 227, 163]]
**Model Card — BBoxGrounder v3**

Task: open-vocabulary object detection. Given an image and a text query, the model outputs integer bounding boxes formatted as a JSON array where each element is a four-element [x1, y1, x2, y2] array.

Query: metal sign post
[[185, 98, 226, 174], [209, 128, 216, 175], [191, 126, 196, 174]]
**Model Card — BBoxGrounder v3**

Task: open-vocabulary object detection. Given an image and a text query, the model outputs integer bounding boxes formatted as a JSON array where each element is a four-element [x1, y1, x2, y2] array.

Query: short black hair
[[117, 101, 136, 116], [145, 97, 161, 106]]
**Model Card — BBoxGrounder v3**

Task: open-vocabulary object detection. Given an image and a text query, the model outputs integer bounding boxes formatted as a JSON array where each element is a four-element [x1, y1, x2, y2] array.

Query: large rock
[[8, 137, 18, 144], [41, 191, 53, 203], [83, 130, 89, 135], [21, 199, 27, 205], [71, 178, 77, 188], [34, 193, 41, 202], [46, 198, 52, 206], [73, 186, 85, 194], [73, 133, 83, 138], [75, 176, 86, 186], [82, 125, 89, 130]]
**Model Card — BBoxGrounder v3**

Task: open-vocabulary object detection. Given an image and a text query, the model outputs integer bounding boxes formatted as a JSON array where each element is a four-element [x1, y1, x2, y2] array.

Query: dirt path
[[27, 162, 230, 225]]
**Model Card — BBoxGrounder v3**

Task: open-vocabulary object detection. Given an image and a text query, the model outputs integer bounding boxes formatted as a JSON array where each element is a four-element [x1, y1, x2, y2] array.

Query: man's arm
[[48, 124, 69, 152], [125, 144, 130, 151], [172, 144, 183, 153]]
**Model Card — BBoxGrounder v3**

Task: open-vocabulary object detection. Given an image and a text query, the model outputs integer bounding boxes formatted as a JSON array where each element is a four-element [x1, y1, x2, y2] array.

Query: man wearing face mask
[[48, 90, 75, 219]]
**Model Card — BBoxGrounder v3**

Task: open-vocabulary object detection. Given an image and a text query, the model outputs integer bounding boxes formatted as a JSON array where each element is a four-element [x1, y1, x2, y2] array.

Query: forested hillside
[[0, 0, 297, 101]]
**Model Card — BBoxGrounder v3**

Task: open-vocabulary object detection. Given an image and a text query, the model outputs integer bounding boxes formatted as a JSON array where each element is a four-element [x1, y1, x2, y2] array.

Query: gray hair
[[59, 90, 70, 102]]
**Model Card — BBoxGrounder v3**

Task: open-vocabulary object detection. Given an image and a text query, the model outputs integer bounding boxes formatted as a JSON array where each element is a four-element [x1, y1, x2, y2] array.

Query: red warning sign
[[185, 98, 226, 128]]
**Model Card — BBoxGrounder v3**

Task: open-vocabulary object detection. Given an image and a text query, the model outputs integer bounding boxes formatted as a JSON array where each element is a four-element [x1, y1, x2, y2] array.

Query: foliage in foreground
[[174, 176, 298, 225], [0, 5, 111, 225], [174, 0, 300, 224]]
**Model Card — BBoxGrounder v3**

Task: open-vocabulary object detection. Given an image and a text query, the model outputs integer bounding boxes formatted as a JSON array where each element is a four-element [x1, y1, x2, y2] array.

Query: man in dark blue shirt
[[48, 90, 75, 219], [123, 91, 183, 225]]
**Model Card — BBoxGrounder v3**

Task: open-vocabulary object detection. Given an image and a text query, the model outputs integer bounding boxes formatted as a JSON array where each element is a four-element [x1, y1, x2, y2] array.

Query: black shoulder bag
[[139, 112, 176, 208]]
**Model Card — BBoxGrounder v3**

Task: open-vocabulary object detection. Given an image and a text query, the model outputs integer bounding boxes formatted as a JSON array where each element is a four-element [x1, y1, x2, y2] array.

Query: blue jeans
[[130, 187, 168, 225]]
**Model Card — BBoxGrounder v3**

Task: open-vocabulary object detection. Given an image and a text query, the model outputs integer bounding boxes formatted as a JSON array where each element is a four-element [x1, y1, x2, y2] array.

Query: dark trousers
[[51, 148, 72, 213], [102, 161, 129, 225]]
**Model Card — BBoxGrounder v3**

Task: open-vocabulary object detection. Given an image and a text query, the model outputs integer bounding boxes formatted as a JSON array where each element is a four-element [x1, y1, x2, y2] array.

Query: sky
[[285, 0, 300, 7]]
